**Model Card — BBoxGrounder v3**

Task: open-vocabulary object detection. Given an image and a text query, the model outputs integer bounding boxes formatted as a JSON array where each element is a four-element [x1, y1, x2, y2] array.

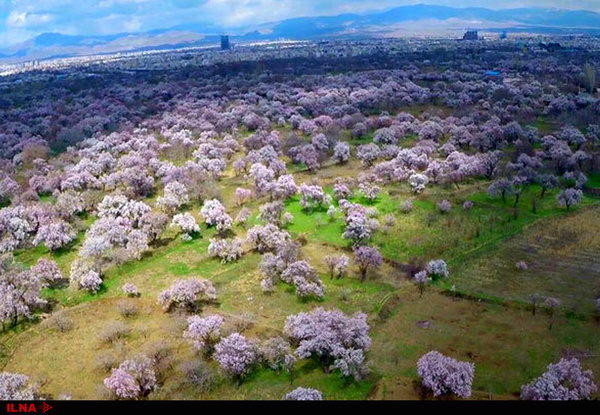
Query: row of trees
[[2, 347, 593, 400]]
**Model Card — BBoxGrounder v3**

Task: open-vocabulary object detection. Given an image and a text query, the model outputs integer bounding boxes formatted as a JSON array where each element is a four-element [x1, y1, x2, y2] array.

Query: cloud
[[7, 11, 53, 28], [1, 0, 599, 46], [98, 0, 153, 7], [94, 14, 142, 34]]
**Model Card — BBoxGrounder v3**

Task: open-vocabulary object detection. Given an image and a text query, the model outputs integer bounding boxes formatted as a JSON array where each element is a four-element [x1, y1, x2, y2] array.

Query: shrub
[[144, 341, 174, 384], [50, 313, 73, 333], [122, 283, 140, 298], [99, 322, 131, 344], [260, 337, 296, 373], [426, 259, 449, 280], [438, 200, 451, 213], [515, 261, 528, 271], [96, 353, 120, 373], [117, 301, 139, 319], [401, 198, 414, 213], [178, 360, 216, 393]]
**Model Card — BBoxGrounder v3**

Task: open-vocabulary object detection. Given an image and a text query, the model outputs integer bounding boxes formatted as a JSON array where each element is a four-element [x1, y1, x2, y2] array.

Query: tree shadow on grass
[[50, 239, 80, 257], [152, 236, 176, 249]]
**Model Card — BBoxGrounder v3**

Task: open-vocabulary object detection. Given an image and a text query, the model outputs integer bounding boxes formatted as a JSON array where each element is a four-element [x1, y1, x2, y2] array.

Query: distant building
[[221, 35, 230, 51], [463, 30, 478, 41], [546, 42, 563, 52], [500, 31, 507, 40]]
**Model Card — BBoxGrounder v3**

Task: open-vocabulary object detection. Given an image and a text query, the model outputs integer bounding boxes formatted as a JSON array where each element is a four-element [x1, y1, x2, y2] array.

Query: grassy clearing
[[4, 274, 598, 400], [449, 205, 600, 315], [531, 116, 559, 135], [371, 286, 600, 399]]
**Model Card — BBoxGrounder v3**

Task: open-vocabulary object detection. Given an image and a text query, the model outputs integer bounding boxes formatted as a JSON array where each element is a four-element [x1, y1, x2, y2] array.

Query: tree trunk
[[513, 193, 521, 208]]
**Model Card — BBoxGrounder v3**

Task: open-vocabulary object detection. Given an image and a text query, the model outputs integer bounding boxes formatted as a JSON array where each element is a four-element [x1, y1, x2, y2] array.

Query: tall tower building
[[462, 30, 478, 41], [221, 35, 231, 50]]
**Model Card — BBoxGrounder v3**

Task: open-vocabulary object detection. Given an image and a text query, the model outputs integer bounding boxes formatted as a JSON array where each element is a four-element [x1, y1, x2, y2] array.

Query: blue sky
[[0, 0, 598, 46]]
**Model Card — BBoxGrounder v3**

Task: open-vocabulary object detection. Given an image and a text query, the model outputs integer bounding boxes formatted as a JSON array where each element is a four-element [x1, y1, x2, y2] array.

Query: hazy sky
[[0, 0, 598, 46]]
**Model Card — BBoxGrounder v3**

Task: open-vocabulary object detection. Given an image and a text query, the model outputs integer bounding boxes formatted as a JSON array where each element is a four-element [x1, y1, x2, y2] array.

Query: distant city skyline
[[0, 1, 598, 46]]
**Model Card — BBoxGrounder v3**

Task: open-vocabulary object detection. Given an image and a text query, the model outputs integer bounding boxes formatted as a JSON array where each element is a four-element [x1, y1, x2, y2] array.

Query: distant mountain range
[[3, 4, 600, 63]]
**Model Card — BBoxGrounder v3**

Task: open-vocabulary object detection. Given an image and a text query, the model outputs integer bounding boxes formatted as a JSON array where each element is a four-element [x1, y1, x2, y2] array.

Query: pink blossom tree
[[104, 355, 157, 400], [200, 199, 233, 233], [213, 333, 258, 381], [521, 358, 596, 400], [353, 246, 383, 282], [0, 372, 38, 400], [157, 279, 217, 313], [417, 351, 475, 399], [32, 220, 76, 252], [283, 387, 323, 400], [183, 315, 224, 356], [284, 307, 371, 381]]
